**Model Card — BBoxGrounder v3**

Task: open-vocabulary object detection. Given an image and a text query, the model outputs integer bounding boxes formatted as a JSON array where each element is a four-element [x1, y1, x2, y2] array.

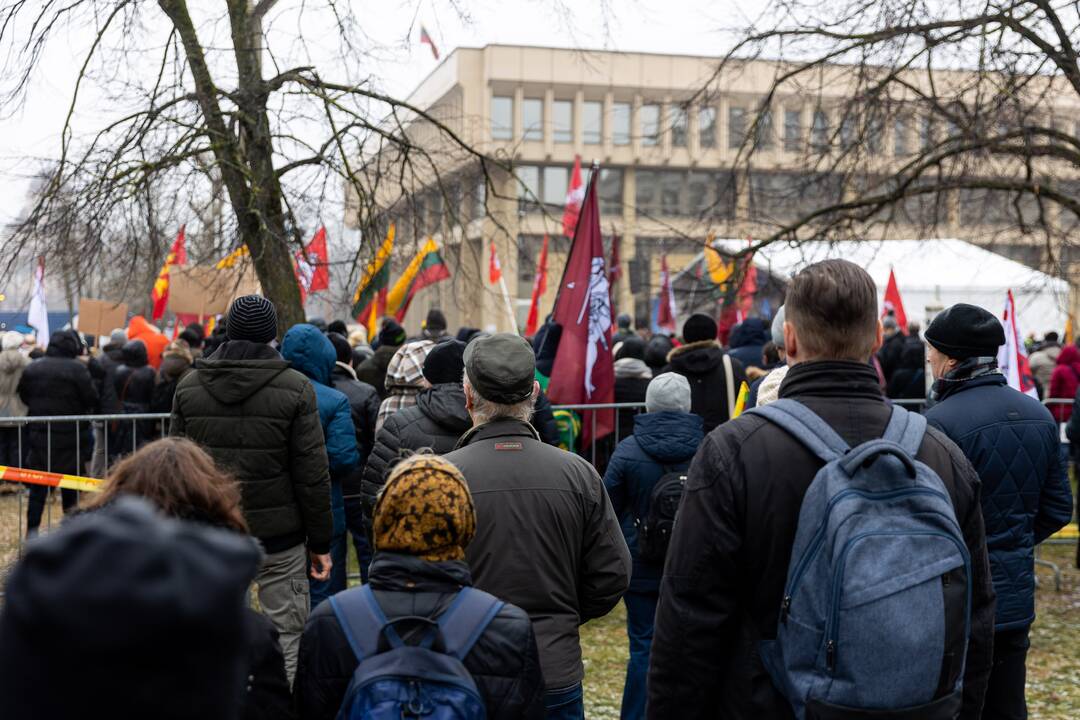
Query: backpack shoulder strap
[[747, 398, 849, 463], [436, 587, 505, 661], [722, 353, 736, 419], [881, 404, 927, 457], [329, 584, 391, 662]]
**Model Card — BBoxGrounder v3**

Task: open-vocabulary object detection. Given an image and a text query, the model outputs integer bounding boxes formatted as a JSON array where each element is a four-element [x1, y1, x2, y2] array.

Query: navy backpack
[[749, 399, 971, 720], [329, 584, 504, 719]]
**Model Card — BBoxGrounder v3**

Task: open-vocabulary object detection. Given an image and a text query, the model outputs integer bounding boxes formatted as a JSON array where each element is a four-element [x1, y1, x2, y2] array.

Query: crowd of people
[[0, 259, 1076, 720]]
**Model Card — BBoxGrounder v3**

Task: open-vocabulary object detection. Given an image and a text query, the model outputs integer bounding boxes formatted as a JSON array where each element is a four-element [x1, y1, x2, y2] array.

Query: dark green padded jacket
[[170, 341, 332, 554]]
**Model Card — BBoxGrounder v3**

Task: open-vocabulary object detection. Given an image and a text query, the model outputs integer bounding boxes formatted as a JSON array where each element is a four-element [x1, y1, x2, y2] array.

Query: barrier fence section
[[0, 399, 1076, 584]]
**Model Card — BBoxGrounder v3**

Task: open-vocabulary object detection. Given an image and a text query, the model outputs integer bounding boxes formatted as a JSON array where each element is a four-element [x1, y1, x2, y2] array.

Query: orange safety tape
[[0, 465, 103, 493]]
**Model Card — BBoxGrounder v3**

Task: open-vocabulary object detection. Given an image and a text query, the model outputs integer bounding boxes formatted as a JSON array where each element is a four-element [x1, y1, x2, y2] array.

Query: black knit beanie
[[226, 295, 278, 343], [423, 339, 466, 385], [925, 303, 1005, 359], [683, 313, 718, 344], [328, 332, 353, 365], [379, 320, 407, 348]]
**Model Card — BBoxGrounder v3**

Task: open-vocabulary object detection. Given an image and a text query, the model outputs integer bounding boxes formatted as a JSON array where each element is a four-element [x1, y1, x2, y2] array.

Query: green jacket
[[170, 341, 332, 554]]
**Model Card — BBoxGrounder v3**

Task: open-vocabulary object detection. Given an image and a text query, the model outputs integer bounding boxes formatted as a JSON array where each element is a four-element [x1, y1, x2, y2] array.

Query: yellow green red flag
[[351, 225, 395, 336]]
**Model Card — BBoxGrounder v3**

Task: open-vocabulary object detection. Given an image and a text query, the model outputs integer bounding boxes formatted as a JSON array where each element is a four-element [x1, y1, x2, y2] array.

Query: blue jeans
[[309, 482, 347, 607], [621, 591, 658, 720], [544, 683, 584, 720]]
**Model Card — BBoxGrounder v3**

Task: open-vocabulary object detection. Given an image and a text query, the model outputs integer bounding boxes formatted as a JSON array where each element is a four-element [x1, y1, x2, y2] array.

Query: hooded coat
[[0, 348, 30, 418], [603, 411, 704, 593], [151, 345, 195, 413], [294, 553, 545, 720], [360, 383, 473, 516], [112, 340, 158, 455], [1048, 344, 1080, 421], [126, 316, 169, 370], [329, 362, 380, 464], [663, 340, 747, 433], [169, 340, 332, 554], [726, 318, 770, 371], [17, 331, 98, 474]]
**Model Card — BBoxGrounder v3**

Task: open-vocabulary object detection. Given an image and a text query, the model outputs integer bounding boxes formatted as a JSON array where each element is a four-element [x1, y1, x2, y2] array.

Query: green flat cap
[[464, 333, 536, 404]]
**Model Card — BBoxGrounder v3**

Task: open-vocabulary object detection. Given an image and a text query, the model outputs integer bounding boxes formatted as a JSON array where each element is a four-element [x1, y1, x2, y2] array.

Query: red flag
[[525, 235, 550, 335], [608, 233, 622, 286], [562, 155, 585, 238], [1000, 290, 1038, 399], [548, 165, 615, 446], [488, 241, 502, 284], [882, 268, 908, 332], [657, 253, 677, 331], [419, 24, 439, 59], [296, 227, 330, 297], [151, 226, 187, 322]]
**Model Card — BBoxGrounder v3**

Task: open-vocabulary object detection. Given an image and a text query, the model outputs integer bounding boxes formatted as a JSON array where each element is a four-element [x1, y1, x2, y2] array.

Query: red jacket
[[1047, 345, 1080, 421]]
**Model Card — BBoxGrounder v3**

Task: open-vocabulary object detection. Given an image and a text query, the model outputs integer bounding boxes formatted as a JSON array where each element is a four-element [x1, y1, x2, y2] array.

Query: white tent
[[709, 238, 1071, 335]]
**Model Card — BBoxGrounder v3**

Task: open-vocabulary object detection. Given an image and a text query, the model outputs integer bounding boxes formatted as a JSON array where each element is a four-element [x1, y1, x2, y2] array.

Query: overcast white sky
[[0, 0, 763, 225]]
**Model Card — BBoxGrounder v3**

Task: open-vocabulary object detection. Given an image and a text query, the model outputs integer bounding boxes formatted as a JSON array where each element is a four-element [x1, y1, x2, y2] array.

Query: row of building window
[[491, 94, 951, 156]]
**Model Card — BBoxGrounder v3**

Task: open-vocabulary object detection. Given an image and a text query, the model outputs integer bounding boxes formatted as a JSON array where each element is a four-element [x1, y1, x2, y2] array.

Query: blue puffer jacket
[[603, 411, 704, 593], [281, 325, 360, 477], [926, 373, 1073, 630]]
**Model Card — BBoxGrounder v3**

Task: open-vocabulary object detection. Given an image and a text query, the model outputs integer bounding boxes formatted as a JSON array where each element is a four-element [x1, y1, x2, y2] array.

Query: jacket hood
[[1056, 344, 1080, 370], [645, 335, 674, 369], [45, 331, 80, 359], [281, 324, 335, 386], [633, 411, 704, 463], [127, 315, 156, 338], [0, 348, 29, 376], [416, 383, 473, 434], [614, 357, 652, 380], [385, 340, 435, 390], [120, 340, 149, 368], [667, 339, 724, 374], [159, 353, 192, 382], [197, 340, 290, 405], [367, 551, 472, 592], [729, 318, 770, 349]]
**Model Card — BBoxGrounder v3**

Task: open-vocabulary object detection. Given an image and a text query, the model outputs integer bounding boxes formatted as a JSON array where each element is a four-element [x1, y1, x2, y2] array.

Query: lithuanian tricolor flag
[[387, 238, 451, 322], [351, 224, 395, 335]]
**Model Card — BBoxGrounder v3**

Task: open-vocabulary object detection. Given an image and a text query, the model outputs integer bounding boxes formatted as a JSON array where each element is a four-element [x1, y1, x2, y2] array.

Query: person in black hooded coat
[[662, 314, 747, 433], [112, 339, 158, 456], [360, 341, 472, 516], [17, 330, 98, 535]]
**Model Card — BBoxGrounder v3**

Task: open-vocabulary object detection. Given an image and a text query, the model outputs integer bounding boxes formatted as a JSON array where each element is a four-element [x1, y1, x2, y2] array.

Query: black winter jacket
[[17, 335, 98, 474], [531, 390, 560, 446], [648, 361, 996, 720], [928, 373, 1073, 630], [293, 553, 545, 720], [445, 419, 631, 689], [355, 343, 399, 399], [114, 341, 156, 410], [361, 383, 472, 516], [242, 610, 294, 720], [663, 340, 747, 433], [169, 341, 332, 554], [330, 363, 380, 463]]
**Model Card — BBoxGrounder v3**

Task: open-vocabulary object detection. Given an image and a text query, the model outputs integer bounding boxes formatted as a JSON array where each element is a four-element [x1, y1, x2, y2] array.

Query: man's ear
[[871, 320, 884, 354], [783, 321, 798, 364], [532, 380, 540, 401], [463, 381, 474, 412]]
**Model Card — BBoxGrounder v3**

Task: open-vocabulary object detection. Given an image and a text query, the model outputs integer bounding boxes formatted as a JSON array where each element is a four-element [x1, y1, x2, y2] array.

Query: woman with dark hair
[[84, 438, 294, 720]]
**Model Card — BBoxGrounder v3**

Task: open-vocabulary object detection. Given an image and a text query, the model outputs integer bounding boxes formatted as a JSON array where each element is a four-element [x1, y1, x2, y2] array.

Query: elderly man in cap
[[445, 333, 631, 720], [170, 295, 332, 681], [924, 303, 1073, 720]]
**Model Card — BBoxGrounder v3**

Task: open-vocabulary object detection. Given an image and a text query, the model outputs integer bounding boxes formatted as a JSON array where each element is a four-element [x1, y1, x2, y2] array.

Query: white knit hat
[[2, 331, 24, 351], [756, 365, 790, 407]]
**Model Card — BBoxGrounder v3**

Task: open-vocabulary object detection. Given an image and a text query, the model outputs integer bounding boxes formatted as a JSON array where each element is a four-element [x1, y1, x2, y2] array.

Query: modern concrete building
[[348, 44, 1074, 334]]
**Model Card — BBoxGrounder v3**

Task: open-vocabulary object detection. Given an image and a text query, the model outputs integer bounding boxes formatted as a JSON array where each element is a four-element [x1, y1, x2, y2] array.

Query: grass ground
[[1, 493, 1076, 717]]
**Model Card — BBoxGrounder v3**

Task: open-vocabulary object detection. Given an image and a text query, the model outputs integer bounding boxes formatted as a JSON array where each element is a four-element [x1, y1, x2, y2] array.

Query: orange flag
[[151, 226, 187, 321]]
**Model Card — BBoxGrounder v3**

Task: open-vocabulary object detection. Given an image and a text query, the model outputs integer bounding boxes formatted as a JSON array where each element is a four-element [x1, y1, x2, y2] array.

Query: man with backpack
[[649, 260, 995, 719], [603, 372, 703, 720], [294, 454, 545, 720], [924, 304, 1073, 720]]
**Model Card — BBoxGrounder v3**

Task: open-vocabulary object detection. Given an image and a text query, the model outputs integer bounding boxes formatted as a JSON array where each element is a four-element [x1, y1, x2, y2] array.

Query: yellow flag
[[704, 233, 734, 285], [215, 245, 250, 269], [732, 381, 751, 418]]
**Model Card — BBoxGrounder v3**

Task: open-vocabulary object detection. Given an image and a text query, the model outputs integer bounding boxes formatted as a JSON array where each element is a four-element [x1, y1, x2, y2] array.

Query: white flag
[[27, 257, 49, 348]]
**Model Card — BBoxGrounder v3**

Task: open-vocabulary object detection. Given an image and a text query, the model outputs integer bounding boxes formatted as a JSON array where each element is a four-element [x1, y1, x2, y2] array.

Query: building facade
[[348, 45, 1074, 334]]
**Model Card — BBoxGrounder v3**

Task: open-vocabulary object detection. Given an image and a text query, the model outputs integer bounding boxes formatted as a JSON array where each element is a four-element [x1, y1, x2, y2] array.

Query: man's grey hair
[[462, 374, 536, 425]]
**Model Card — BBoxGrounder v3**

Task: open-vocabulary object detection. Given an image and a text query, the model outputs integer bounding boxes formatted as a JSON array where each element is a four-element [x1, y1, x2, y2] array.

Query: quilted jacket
[[926, 373, 1074, 630], [603, 410, 704, 593]]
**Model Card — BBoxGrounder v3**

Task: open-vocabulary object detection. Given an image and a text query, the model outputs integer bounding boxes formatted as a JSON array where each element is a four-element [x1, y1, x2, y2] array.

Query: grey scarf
[[930, 356, 1000, 402]]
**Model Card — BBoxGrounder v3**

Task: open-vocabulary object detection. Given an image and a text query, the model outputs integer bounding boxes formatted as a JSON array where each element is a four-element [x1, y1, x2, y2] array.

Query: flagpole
[[497, 273, 519, 334]]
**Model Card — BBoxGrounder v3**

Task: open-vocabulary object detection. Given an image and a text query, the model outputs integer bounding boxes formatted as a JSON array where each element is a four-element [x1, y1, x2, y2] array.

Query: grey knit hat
[[226, 295, 278, 343], [771, 306, 786, 351], [646, 372, 692, 413]]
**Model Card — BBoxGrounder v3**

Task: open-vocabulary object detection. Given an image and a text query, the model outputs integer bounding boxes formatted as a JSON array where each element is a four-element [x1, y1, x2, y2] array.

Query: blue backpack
[[749, 400, 971, 720], [328, 585, 504, 720]]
